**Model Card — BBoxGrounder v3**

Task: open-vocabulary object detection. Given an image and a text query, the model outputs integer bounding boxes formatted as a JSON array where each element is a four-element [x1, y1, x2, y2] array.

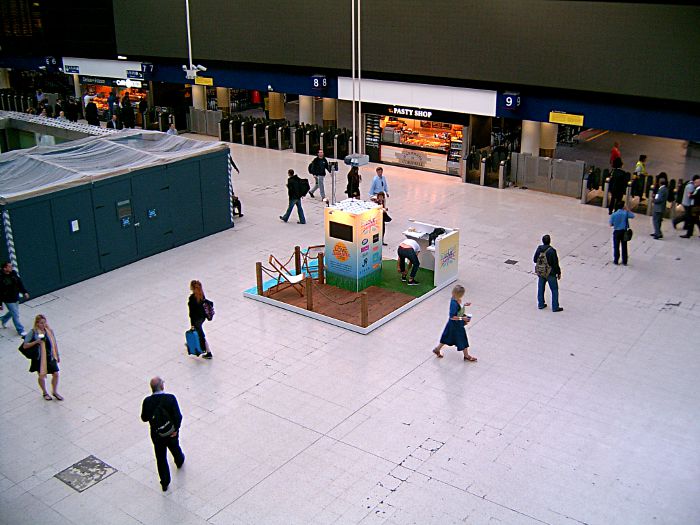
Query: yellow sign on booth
[[549, 111, 584, 126], [195, 76, 214, 86]]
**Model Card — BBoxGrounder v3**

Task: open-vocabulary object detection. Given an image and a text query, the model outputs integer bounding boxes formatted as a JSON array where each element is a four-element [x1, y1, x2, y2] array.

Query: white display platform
[[401, 219, 459, 287]]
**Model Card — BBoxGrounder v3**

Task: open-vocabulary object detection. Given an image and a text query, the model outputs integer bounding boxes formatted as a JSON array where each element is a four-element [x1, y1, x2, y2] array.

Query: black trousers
[[152, 433, 184, 487], [398, 246, 420, 279], [612, 230, 628, 264], [609, 192, 624, 215]]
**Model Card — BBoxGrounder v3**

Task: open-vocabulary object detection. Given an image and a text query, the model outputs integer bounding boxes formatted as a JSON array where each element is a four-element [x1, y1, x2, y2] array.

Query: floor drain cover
[[55, 455, 116, 492], [504, 259, 518, 265]]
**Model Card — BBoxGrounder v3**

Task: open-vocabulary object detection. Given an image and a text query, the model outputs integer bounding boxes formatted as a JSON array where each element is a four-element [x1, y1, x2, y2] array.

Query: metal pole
[[229, 120, 234, 143], [351, 0, 356, 154], [331, 164, 337, 205], [602, 178, 610, 209], [498, 160, 505, 189], [581, 173, 589, 204], [479, 158, 486, 186], [265, 125, 270, 148], [625, 181, 632, 206], [647, 187, 655, 216], [185, 0, 194, 70], [240, 122, 245, 145], [357, 0, 362, 155]]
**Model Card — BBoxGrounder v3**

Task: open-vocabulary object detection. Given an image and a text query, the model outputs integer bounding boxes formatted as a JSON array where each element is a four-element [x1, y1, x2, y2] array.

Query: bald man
[[140, 376, 184, 491]]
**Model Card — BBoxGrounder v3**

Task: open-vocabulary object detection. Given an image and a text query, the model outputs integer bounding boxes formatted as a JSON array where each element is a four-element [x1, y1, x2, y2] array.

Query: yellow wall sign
[[194, 76, 213, 86], [549, 111, 584, 126]]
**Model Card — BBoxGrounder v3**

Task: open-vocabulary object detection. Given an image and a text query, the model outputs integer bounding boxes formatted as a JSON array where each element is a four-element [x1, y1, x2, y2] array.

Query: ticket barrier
[[254, 121, 266, 147], [229, 116, 242, 143], [265, 122, 279, 149], [241, 119, 255, 145], [322, 128, 335, 158], [219, 118, 230, 142], [292, 126, 306, 153], [277, 124, 291, 150]]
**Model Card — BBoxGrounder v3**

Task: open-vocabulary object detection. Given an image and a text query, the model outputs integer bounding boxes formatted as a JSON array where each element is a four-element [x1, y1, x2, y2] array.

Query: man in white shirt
[[369, 167, 389, 198], [397, 239, 421, 285]]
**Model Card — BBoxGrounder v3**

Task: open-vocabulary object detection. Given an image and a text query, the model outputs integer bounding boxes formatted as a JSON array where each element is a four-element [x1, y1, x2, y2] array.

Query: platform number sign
[[503, 93, 521, 110], [311, 74, 327, 91]]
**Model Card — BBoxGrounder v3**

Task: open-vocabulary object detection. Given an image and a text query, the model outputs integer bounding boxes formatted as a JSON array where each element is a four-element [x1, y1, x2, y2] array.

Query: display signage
[[311, 74, 327, 90], [64, 64, 80, 74], [195, 76, 214, 86], [363, 103, 470, 125], [502, 92, 521, 110], [549, 111, 584, 126], [79, 75, 110, 86], [126, 69, 144, 80], [115, 79, 142, 88]]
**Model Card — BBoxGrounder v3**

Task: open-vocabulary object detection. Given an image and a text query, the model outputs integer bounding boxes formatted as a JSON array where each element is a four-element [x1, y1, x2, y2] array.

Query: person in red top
[[610, 142, 621, 168]]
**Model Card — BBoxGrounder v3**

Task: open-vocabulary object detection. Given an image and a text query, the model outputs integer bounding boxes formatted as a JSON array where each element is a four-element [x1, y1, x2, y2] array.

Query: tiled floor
[[1, 138, 699, 525]]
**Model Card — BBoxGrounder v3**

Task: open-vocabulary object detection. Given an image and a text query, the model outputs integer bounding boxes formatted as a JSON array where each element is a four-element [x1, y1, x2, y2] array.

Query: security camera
[[267, 84, 274, 92], [196, 64, 207, 72], [182, 65, 188, 71]]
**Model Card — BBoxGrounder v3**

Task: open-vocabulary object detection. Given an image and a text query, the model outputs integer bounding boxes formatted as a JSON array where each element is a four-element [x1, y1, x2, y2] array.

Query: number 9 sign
[[503, 93, 521, 110]]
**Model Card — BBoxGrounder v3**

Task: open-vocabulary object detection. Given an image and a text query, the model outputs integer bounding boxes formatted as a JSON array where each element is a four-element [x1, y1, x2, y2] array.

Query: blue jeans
[[1, 302, 24, 334], [282, 199, 306, 223], [398, 246, 420, 279], [537, 276, 559, 310]]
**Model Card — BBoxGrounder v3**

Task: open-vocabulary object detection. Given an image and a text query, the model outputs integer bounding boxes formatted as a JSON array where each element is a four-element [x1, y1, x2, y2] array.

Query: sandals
[[432, 347, 443, 358], [52, 393, 64, 401], [43, 393, 52, 401], [464, 356, 477, 362]]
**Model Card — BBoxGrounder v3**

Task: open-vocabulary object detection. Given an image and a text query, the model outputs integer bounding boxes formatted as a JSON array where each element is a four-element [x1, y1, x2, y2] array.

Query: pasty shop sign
[[388, 106, 433, 118]]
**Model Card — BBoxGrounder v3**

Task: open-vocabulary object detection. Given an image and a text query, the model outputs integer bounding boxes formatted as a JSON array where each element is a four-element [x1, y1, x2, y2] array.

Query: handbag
[[624, 215, 633, 241], [18, 339, 39, 360]]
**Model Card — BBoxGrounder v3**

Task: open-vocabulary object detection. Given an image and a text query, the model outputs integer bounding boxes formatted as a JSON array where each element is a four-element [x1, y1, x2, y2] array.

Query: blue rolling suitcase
[[185, 329, 203, 356]]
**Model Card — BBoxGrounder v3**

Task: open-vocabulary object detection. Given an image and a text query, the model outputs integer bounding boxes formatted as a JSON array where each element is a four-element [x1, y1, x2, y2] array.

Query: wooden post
[[318, 253, 325, 284], [294, 245, 302, 275], [255, 262, 264, 296], [360, 292, 368, 327], [306, 277, 313, 311]]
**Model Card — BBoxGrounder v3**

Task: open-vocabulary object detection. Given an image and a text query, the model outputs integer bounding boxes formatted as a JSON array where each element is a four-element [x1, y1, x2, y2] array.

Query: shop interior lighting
[[117, 55, 127, 60]]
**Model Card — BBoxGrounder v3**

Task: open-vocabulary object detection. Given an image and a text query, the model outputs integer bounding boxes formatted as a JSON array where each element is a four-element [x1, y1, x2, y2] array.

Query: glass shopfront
[[79, 75, 148, 119], [364, 104, 470, 176]]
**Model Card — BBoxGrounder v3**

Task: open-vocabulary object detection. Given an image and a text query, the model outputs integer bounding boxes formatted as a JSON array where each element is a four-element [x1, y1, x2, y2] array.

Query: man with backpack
[[308, 149, 331, 200], [280, 169, 308, 224], [533, 235, 563, 312], [140, 377, 185, 492]]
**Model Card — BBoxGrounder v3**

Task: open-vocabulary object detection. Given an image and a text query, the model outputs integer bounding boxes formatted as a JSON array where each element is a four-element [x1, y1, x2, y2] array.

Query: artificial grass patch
[[376, 259, 436, 298]]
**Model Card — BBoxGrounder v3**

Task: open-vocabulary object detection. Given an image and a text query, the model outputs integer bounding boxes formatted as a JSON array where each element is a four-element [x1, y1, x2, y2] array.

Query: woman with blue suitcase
[[188, 280, 213, 359]]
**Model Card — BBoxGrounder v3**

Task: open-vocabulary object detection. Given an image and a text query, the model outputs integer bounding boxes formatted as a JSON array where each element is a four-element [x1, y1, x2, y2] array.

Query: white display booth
[[401, 220, 459, 287]]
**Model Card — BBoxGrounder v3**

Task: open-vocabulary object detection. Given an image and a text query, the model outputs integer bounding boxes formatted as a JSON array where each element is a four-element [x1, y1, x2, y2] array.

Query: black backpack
[[203, 299, 215, 321], [298, 178, 311, 197], [151, 398, 175, 438], [308, 161, 314, 174]]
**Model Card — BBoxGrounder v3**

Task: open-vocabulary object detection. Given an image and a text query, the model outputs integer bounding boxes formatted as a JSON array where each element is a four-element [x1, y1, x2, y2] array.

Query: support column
[[520, 120, 541, 156], [0, 68, 10, 89], [322, 98, 337, 128], [192, 85, 206, 110], [268, 92, 285, 121], [72, 73, 82, 99], [216, 87, 230, 113], [299, 95, 314, 125], [539, 123, 558, 157]]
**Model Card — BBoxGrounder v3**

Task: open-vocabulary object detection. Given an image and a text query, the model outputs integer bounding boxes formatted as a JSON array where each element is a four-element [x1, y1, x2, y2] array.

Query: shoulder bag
[[624, 214, 633, 242]]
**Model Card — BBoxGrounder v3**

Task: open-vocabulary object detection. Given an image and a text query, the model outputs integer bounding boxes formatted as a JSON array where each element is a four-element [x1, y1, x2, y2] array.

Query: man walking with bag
[[308, 149, 331, 200], [533, 235, 563, 312], [651, 174, 668, 239], [280, 169, 308, 224], [1, 261, 29, 336], [140, 377, 185, 492], [609, 202, 635, 265]]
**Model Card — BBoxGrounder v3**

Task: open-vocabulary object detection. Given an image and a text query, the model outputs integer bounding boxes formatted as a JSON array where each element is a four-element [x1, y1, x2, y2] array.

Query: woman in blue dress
[[432, 285, 477, 362]]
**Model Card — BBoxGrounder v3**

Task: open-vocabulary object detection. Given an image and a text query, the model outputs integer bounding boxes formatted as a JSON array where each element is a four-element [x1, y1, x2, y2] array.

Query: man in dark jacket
[[533, 235, 563, 312], [308, 149, 331, 200], [651, 174, 668, 239], [140, 377, 184, 492], [280, 169, 307, 224], [608, 157, 628, 215], [106, 114, 122, 130], [85, 100, 99, 126], [0, 261, 29, 336]]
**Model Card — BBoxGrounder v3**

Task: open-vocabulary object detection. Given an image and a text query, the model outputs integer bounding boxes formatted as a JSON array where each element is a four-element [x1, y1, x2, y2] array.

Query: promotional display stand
[[401, 220, 460, 287], [324, 199, 383, 292]]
